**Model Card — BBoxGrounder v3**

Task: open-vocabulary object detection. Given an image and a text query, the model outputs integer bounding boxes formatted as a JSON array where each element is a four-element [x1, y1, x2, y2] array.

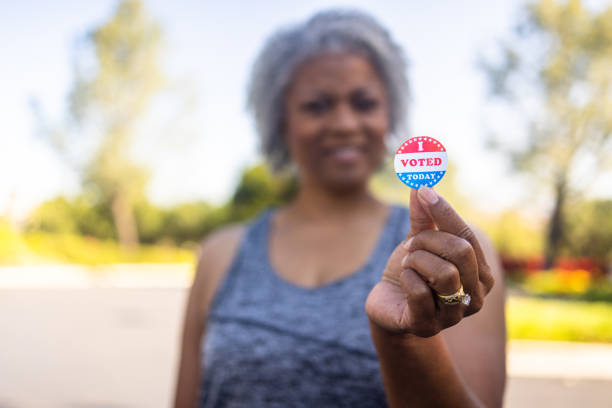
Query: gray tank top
[[199, 204, 410, 408]]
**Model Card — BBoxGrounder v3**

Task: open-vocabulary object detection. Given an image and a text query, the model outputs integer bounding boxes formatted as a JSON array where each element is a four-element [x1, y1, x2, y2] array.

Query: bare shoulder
[[191, 224, 247, 316]]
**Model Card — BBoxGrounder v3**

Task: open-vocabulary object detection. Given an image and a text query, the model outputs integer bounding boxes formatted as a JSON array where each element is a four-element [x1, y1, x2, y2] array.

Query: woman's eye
[[353, 98, 379, 112], [301, 100, 329, 115]]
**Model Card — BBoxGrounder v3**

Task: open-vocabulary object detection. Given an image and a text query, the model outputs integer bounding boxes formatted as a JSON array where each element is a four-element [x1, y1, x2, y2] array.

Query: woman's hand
[[365, 186, 495, 337]]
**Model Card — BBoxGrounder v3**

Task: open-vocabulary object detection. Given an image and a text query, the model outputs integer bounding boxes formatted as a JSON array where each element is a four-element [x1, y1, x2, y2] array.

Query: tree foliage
[[27, 195, 116, 239], [480, 0, 612, 267], [228, 164, 297, 222], [564, 199, 612, 261], [42, 0, 166, 248]]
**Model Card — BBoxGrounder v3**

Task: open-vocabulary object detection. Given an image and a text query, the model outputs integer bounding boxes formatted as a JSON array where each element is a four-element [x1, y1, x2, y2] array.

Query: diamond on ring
[[437, 284, 471, 306]]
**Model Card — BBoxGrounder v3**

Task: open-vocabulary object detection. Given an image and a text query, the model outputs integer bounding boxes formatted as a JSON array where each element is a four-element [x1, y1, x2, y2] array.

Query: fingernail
[[401, 254, 409, 268], [418, 186, 438, 205], [403, 237, 414, 250]]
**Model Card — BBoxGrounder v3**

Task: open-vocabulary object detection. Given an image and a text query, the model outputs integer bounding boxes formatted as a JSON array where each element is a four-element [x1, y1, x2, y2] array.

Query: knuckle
[[411, 232, 428, 251], [410, 284, 432, 301], [457, 225, 476, 242], [417, 229, 435, 241], [469, 296, 484, 313], [481, 267, 495, 293], [439, 264, 460, 287], [439, 204, 455, 221], [455, 238, 474, 260]]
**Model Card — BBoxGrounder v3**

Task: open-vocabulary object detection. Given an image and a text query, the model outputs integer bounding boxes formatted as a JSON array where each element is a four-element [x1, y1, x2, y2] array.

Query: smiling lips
[[326, 145, 365, 163]]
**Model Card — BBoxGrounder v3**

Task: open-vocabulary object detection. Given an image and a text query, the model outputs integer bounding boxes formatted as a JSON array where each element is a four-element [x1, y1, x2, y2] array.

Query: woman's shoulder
[[198, 223, 247, 263], [191, 208, 274, 314], [191, 223, 247, 316], [197, 222, 247, 264]]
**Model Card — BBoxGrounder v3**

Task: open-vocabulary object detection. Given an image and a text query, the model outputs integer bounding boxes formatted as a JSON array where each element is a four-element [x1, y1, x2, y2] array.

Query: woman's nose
[[330, 103, 360, 134]]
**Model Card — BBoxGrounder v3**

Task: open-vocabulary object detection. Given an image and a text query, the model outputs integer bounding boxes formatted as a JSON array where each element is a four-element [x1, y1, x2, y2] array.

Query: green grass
[[507, 295, 612, 343]]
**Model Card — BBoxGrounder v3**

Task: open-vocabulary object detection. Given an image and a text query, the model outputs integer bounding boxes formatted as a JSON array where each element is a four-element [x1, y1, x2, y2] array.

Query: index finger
[[415, 186, 493, 289]]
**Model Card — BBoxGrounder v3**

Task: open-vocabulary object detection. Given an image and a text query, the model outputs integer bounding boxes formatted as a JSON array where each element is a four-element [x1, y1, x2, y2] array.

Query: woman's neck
[[284, 179, 385, 221]]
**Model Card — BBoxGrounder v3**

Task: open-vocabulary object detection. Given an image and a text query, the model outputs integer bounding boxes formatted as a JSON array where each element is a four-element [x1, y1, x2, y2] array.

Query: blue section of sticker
[[396, 171, 446, 189]]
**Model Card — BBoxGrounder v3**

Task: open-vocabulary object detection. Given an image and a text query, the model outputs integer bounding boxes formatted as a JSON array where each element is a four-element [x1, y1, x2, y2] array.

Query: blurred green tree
[[70, 0, 163, 248], [228, 163, 297, 222], [31, 0, 165, 248], [480, 0, 612, 267], [564, 199, 612, 261], [133, 199, 167, 244], [162, 202, 215, 244], [27, 195, 116, 239]]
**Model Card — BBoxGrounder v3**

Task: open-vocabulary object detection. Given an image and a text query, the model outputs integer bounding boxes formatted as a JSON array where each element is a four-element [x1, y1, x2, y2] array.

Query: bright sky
[[1, 0, 610, 220]]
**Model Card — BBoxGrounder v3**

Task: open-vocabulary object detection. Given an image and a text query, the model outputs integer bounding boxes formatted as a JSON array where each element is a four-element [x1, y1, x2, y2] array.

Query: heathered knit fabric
[[199, 204, 410, 408]]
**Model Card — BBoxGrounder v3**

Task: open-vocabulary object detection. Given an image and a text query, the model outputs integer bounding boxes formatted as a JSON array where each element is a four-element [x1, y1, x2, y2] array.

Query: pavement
[[0, 266, 611, 408]]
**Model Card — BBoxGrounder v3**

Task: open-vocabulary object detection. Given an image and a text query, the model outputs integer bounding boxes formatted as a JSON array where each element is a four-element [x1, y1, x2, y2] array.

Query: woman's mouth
[[327, 146, 363, 163]]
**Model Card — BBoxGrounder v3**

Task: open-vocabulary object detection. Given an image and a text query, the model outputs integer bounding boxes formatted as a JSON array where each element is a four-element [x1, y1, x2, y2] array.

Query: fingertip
[[403, 237, 414, 250], [417, 186, 439, 205]]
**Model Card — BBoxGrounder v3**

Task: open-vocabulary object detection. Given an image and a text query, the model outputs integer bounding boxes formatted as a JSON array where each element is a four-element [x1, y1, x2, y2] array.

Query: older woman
[[174, 9, 506, 408]]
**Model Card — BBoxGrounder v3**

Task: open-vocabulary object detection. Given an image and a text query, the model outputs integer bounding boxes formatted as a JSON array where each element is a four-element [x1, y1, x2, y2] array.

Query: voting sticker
[[394, 136, 447, 189]]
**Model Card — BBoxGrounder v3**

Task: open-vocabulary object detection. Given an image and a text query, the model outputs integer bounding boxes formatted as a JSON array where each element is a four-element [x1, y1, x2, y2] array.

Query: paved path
[[0, 287, 610, 408]]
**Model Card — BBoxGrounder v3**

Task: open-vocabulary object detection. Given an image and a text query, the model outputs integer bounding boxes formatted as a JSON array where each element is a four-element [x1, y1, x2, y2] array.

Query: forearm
[[173, 351, 201, 408], [369, 320, 486, 408]]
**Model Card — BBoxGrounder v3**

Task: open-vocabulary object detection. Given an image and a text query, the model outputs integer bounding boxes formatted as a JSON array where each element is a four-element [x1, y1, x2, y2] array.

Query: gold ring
[[436, 284, 471, 306]]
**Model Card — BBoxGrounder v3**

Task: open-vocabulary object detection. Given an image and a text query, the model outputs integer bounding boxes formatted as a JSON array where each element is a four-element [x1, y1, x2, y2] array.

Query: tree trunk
[[111, 192, 139, 249], [544, 174, 567, 269]]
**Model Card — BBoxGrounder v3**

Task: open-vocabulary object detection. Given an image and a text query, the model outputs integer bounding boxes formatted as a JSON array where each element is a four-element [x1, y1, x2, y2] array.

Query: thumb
[[407, 187, 435, 239]]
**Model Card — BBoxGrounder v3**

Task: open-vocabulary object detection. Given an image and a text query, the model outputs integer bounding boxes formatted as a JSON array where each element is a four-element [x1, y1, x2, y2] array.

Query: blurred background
[[1, 0, 611, 407]]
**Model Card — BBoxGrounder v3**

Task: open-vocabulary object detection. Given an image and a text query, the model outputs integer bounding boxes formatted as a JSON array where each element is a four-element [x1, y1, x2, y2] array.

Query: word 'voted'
[[394, 136, 448, 189], [400, 157, 443, 167]]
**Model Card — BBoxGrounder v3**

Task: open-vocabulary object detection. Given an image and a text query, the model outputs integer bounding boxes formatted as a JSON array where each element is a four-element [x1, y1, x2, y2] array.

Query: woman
[[174, 9, 506, 408]]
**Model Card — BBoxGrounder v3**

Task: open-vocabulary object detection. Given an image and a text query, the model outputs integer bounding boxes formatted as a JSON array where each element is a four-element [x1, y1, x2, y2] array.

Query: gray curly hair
[[246, 8, 410, 173]]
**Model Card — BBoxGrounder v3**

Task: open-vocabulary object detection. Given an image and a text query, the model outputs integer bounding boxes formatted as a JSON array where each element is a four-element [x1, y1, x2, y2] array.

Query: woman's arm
[[370, 322, 486, 407], [173, 225, 245, 408], [173, 254, 207, 408], [369, 228, 506, 408], [365, 187, 505, 407], [443, 228, 507, 406]]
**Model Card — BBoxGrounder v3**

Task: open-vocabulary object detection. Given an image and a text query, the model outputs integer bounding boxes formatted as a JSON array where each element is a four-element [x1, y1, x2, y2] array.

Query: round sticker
[[394, 136, 448, 189]]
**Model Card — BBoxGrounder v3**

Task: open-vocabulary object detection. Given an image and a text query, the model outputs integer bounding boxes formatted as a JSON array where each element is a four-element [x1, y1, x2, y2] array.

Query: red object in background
[[500, 255, 605, 278], [500, 256, 544, 276], [555, 257, 605, 278], [525, 256, 545, 274]]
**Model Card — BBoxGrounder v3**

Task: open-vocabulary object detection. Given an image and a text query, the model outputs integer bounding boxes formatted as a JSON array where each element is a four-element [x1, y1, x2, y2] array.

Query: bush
[[508, 269, 612, 302], [228, 163, 296, 222], [523, 269, 592, 295], [27, 195, 116, 239], [564, 200, 612, 262]]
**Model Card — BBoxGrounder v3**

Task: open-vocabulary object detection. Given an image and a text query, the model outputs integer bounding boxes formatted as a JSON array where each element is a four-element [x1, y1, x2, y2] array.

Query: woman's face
[[284, 52, 389, 192]]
